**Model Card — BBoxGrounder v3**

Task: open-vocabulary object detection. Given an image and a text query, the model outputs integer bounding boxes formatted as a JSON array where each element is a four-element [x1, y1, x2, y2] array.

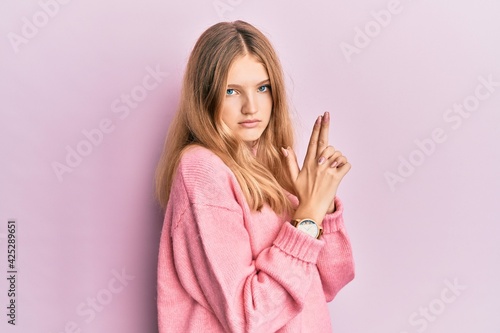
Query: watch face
[[297, 219, 319, 238]]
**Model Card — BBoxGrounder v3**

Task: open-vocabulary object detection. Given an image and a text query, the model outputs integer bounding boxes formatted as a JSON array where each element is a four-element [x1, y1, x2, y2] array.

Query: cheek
[[262, 95, 273, 120], [256, 92, 272, 110], [220, 102, 238, 126]]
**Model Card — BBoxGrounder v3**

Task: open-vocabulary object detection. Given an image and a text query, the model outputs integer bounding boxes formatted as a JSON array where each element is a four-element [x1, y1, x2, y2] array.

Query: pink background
[[1, 0, 499, 332]]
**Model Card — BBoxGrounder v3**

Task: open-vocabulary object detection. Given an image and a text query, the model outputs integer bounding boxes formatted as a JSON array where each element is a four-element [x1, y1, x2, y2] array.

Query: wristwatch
[[291, 219, 323, 239]]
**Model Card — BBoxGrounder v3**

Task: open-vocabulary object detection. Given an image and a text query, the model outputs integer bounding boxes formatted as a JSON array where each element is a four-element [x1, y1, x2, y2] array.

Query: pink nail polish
[[331, 161, 338, 168], [318, 156, 326, 165]]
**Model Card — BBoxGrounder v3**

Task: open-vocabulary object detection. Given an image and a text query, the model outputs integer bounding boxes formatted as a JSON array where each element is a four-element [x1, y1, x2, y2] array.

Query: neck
[[246, 140, 259, 156]]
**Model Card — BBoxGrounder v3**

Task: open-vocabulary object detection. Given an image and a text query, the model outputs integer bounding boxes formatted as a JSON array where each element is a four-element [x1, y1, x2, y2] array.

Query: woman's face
[[220, 54, 272, 147]]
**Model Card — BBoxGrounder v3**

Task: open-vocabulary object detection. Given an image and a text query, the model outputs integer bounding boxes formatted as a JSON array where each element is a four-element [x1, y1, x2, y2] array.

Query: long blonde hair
[[155, 20, 295, 214]]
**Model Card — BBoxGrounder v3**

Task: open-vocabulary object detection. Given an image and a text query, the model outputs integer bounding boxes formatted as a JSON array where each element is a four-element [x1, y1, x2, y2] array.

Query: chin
[[235, 128, 265, 146], [241, 135, 261, 144]]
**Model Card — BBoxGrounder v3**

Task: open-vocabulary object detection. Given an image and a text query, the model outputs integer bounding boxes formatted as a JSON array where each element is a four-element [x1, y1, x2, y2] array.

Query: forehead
[[227, 54, 269, 85]]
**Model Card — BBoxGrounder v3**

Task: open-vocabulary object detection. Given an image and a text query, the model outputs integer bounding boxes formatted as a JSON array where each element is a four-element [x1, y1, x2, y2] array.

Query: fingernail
[[331, 161, 338, 168], [318, 156, 326, 165], [281, 147, 289, 157], [325, 112, 330, 121], [316, 116, 322, 125]]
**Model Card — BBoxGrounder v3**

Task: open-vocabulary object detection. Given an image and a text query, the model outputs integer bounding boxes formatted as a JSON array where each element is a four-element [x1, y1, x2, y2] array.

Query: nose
[[241, 93, 258, 115]]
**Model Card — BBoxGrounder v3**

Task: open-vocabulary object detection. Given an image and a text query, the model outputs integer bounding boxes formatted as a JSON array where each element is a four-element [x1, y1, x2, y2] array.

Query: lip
[[238, 119, 261, 128]]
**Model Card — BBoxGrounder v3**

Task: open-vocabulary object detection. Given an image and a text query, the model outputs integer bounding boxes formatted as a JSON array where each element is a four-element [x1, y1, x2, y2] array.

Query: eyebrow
[[227, 79, 270, 88]]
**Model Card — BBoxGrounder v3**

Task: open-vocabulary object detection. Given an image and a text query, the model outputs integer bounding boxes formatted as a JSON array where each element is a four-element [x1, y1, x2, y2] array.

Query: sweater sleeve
[[169, 148, 326, 333], [316, 196, 355, 302]]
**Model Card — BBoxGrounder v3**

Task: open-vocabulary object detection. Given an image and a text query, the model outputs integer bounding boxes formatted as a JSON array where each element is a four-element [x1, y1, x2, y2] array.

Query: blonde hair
[[155, 20, 295, 214]]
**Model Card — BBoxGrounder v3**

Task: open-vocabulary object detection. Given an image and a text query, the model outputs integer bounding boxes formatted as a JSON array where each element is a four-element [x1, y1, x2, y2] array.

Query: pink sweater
[[157, 146, 355, 333]]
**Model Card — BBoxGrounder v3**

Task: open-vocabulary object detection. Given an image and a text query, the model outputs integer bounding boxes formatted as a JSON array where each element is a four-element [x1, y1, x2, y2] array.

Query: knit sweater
[[157, 146, 355, 333]]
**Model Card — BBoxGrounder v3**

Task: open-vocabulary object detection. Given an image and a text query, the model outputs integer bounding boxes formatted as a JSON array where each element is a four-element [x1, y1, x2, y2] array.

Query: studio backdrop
[[1, 0, 499, 332]]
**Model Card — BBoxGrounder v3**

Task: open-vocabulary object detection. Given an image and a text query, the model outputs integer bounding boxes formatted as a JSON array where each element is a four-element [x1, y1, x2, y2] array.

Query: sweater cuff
[[322, 196, 346, 234], [273, 222, 325, 264]]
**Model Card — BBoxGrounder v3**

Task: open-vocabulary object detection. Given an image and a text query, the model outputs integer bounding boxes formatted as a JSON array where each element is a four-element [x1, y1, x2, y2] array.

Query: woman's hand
[[282, 112, 351, 224]]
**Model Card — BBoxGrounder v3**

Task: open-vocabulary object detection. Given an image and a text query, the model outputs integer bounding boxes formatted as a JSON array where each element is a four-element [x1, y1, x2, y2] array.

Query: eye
[[258, 85, 271, 93], [226, 88, 236, 96]]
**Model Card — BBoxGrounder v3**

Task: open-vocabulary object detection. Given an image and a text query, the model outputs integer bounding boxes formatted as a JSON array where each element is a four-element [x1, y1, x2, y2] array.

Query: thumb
[[281, 147, 300, 181]]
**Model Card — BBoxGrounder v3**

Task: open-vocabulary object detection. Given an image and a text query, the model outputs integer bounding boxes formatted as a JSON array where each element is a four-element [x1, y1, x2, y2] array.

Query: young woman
[[156, 20, 354, 333]]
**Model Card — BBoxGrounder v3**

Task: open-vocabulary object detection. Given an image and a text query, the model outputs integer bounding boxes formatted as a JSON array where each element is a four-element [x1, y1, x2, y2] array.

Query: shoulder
[[179, 145, 226, 166], [174, 145, 241, 206], [178, 145, 232, 178]]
